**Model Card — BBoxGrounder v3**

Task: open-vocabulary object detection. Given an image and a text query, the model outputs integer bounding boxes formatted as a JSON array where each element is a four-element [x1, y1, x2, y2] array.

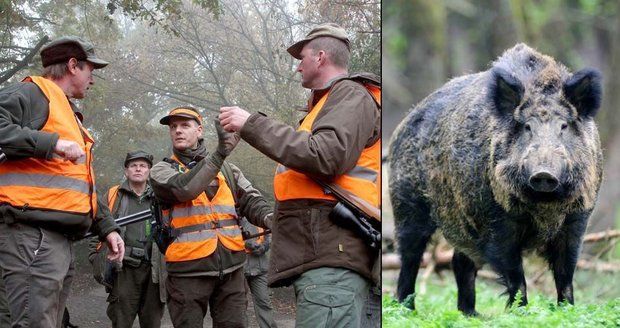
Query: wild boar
[[389, 43, 603, 315]]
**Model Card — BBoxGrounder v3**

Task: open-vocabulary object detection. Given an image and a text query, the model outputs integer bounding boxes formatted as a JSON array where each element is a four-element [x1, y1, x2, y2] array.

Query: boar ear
[[563, 69, 602, 119], [490, 68, 524, 116]]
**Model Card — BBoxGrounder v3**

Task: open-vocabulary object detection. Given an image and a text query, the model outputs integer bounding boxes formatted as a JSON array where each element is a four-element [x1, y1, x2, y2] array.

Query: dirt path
[[66, 270, 296, 327]]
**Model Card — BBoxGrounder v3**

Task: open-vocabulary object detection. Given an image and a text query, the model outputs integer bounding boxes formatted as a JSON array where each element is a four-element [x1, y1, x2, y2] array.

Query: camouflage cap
[[287, 23, 350, 60], [159, 106, 203, 126], [40, 36, 109, 69], [124, 150, 153, 168]]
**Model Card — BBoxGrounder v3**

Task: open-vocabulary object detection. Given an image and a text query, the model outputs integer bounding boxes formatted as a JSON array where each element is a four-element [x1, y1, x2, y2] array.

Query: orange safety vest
[[0, 76, 97, 216], [107, 185, 120, 211], [163, 155, 244, 262], [273, 83, 381, 207]]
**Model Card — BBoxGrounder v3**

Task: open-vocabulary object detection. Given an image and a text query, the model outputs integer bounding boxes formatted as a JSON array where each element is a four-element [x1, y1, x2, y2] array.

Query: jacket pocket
[[271, 208, 318, 273]]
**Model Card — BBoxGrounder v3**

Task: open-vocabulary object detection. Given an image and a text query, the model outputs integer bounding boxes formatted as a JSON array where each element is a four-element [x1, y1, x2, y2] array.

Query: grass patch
[[383, 280, 620, 327]]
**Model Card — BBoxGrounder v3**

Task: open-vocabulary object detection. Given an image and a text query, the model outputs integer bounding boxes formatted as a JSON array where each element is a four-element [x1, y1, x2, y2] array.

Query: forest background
[[2, 0, 380, 203], [383, 0, 620, 326]]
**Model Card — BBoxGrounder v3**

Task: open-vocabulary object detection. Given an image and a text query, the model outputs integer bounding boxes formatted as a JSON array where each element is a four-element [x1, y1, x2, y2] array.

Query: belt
[[172, 218, 239, 236]]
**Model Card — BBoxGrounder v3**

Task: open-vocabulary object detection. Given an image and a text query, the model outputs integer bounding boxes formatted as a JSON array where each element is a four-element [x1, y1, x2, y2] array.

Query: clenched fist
[[54, 139, 85, 163]]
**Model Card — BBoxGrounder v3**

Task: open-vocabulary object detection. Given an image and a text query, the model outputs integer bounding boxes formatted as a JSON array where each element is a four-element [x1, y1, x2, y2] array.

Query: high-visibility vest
[[107, 185, 120, 211], [273, 82, 381, 207], [163, 155, 244, 262], [0, 76, 97, 216]]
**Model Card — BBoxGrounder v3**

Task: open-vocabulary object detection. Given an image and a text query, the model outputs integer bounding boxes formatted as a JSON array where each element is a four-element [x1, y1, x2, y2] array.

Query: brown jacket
[[149, 140, 272, 277], [240, 73, 381, 287]]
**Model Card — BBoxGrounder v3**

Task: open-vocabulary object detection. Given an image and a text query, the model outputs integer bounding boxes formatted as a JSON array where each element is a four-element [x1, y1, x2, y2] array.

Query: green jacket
[[88, 180, 167, 301], [0, 80, 118, 239], [149, 139, 272, 277]]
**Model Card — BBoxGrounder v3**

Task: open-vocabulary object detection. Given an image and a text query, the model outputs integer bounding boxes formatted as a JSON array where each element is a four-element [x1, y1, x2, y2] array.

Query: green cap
[[124, 150, 153, 168], [40, 36, 109, 69], [287, 23, 350, 60]]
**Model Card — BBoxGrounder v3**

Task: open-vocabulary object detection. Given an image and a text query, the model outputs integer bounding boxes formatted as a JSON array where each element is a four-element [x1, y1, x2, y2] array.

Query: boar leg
[[542, 211, 589, 305], [394, 197, 436, 309], [452, 251, 479, 316], [484, 224, 528, 308]]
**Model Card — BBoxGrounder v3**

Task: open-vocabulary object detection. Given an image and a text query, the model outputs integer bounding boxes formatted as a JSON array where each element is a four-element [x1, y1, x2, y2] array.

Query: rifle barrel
[[82, 209, 152, 239]]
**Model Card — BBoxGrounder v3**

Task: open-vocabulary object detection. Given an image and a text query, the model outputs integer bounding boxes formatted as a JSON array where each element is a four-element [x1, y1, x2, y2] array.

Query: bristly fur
[[389, 43, 603, 313]]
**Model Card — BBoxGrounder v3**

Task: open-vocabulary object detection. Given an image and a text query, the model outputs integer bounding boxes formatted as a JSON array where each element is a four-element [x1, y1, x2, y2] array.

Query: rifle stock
[[313, 179, 381, 224]]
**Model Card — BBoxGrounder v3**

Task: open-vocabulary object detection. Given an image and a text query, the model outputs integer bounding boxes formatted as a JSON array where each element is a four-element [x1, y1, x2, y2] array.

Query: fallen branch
[[582, 230, 620, 243], [576, 259, 620, 272]]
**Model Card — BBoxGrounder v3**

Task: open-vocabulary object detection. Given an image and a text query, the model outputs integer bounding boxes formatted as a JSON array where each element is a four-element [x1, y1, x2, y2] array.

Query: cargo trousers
[[293, 267, 370, 328], [106, 261, 164, 328], [0, 223, 74, 328]]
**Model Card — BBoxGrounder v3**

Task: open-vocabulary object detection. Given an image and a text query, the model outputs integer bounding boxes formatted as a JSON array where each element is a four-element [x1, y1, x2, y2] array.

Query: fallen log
[[383, 253, 620, 273]]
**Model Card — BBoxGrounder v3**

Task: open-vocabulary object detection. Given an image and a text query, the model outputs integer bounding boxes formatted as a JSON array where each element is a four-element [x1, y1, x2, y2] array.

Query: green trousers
[[246, 273, 277, 328], [293, 267, 370, 328], [106, 261, 164, 328]]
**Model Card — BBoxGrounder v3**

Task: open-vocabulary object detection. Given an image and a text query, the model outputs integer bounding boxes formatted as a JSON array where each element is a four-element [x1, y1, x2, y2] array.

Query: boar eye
[[524, 123, 531, 132], [561, 123, 568, 130]]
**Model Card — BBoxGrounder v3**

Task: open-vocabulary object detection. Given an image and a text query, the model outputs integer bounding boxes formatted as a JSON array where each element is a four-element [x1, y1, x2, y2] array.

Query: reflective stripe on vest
[[273, 83, 381, 207], [0, 76, 97, 216], [164, 156, 244, 262]]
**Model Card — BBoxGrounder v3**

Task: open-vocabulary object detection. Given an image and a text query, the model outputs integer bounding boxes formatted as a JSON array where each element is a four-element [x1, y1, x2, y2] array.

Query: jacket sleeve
[[87, 236, 101, 263], [0, 83, 59, 159], [239, 81, 380, 179], [149, 152, 225, 203], [89, 188, 121, 240], [231, 163, 273, 229]]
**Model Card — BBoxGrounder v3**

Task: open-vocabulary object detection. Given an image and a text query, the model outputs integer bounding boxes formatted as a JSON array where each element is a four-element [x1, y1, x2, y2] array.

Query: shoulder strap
[[220, 161, 238, 204], [107, 185, 121, 213]]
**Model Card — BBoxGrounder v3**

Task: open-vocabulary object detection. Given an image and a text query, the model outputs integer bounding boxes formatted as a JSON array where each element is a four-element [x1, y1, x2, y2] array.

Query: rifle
[[84, 205, 273, 240], [242, 228, 271, 240], [313, 179, 380, 225], [83, 209, 152, 239], [312, 178, 381, 250], [0, 147, 6, 164]]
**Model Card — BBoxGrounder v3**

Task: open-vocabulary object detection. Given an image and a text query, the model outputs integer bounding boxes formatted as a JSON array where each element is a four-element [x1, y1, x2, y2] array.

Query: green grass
[[382, 279, 620, 327]]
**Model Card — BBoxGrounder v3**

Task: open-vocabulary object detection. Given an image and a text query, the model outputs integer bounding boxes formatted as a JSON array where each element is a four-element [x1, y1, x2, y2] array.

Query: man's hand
[[54, 139, 85, 163], [263, 213, 273, 230], [215, 119, 241, 157], [104, 231, 125, 263], [219, 106, 251, 132]]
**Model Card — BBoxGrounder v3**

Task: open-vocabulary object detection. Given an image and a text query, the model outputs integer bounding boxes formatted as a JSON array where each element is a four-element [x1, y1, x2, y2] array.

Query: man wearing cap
[[149, 106, 273, 327], [0, 36, 124, 327], [219, 23, 381, 327], [88, 150, 166, 328]]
